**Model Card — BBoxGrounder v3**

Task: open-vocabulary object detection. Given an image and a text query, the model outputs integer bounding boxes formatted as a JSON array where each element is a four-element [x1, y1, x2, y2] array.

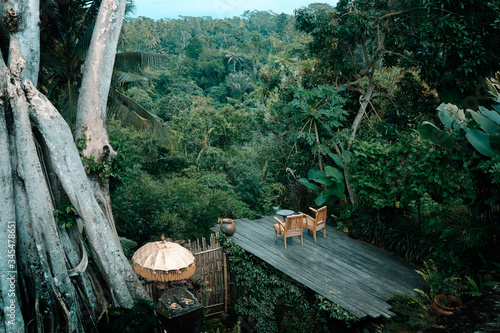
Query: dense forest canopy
[[113, 1, 500, 303], [1, 0, 499, 331], [107, 3, 500, 330], [113, 1, 499, 233]]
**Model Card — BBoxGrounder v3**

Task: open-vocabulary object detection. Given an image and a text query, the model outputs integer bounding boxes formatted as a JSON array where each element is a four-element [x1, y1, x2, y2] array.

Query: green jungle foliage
[[111, 2, 500, 309], [35, 3, 499, 331], [53, 203, 79, 229]]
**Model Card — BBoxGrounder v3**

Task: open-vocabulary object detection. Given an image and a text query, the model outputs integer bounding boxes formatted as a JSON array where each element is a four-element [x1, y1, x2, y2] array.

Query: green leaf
[[298, 178, 320, 191], [466, 129, 495, 157], [467, 276, 478, 290], [482, 281, 500, 287], [324, 165, 344, 181], [438, 103, 465, 130], [484, 195, 500, 205], [315, 173, 333, 186], [469, 109, 500, 135], [440, 228, 456, 239], [342, 150, 352, 160], [418, 122, 454, 148], [489, 134, 500, 151], [315, 195, 327, 206], [307, 167, 320, 180], [480, 107, 500, 124], [329, 153, 345, 168], [325, 183, 346, 199], [485, 79, 499, 97], [468, 291, 483, 297]]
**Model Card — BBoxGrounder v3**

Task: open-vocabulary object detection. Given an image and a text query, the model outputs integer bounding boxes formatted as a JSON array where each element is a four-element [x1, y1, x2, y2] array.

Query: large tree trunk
[[0, 1, 148, 332], [74, 0, 127, 238]]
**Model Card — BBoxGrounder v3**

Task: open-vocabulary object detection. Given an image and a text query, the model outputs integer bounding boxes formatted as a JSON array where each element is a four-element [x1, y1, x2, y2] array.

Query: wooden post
[[223, 252, 229, 313]]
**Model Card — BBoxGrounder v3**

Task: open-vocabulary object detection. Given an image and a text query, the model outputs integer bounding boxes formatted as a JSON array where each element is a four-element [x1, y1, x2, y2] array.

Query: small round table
[[276, 209, 295, 222]]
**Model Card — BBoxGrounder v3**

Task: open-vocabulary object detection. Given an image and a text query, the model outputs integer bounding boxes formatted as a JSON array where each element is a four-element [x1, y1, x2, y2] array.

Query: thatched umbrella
[[132, 235, 196, 282]]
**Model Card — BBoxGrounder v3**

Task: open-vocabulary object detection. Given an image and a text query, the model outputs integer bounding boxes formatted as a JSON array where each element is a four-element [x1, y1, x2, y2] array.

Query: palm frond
[[74, 15, 97, 60], [78, 0, 101, 40], [125, 0, 136, 18], [114, 52, 169, 73], [108, 90, 173, 147], [111, 70, 149, 89]]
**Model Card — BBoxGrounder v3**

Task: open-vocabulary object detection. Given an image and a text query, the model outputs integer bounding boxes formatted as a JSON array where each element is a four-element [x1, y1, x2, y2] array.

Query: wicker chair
[[301, 206, 327, 242], [273, 214, 304, 249]]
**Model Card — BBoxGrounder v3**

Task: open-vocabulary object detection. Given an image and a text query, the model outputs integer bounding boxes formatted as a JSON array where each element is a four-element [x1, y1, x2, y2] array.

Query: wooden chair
[[273, 214, 304, 249], [300, 206, 327, 242]]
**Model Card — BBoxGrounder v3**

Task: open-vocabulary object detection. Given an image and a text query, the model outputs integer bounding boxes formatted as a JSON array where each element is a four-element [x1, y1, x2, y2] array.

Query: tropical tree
[[293, 1, 500, 204], [418, 80, 500, 225], [226, 71, 253, 98], [383, 0, 500, 103], [38, 0, 100, 123], [108, 51, 172, 143], [274, 84, 347, 171], [225, 46, 243, 72], [0, 0, 148, 332], [295, 2, 398, 147]]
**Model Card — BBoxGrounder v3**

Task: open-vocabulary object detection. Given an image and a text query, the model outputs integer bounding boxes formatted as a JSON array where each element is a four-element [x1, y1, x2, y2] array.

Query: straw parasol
[[132, 235, 196, 282]]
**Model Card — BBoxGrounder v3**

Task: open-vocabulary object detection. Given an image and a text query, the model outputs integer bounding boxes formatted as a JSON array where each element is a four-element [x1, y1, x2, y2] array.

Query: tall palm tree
[[225, 46, 243, 72]]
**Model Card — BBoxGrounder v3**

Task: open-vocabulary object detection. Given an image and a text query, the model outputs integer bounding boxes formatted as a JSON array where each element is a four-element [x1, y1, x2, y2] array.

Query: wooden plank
[[256, 216, 419, 278], [191, 236, 225, 311], [239, 218, 416, 298], [223, 252, 229, 313], [231, 226, 395, 319], [196, 247, 222, 255], [238, 217, 420, 288], [231, 234, 373, 319], [249, 217, 420, 299], [219, 216, 422, 320]]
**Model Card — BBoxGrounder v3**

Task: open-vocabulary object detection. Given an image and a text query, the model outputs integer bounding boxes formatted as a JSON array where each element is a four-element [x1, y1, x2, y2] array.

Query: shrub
[[112, 169, 254, 244], [387, 293, 434, 332], [348, 131, 473, 214]]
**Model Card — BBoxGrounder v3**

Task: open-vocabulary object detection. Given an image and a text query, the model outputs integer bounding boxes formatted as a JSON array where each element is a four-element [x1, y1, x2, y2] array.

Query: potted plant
[[432, 294, 463, 316], [415, 262, 465, 316]]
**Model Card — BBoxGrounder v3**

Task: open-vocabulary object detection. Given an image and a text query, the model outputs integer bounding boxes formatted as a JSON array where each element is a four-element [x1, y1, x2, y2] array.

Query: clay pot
[[432, 294, 463, 316], [219, 218, 236, 236]]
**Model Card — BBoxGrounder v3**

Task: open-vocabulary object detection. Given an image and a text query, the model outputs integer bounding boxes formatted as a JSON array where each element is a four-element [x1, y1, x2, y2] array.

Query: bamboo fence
[[142, 233, 229, 317]]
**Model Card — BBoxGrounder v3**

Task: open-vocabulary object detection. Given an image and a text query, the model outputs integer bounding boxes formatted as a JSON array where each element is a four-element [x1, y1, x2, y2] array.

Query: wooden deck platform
[[218, 216, 422, 320]]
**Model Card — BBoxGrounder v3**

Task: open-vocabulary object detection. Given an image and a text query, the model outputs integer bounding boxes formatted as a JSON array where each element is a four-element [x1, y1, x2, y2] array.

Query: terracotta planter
[[219, 218, 236, 236], [432, 294, 463, 316]]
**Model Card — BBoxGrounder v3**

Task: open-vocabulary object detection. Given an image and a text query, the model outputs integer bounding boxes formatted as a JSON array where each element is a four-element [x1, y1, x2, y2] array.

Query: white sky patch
[[130, 0, 337, 20]]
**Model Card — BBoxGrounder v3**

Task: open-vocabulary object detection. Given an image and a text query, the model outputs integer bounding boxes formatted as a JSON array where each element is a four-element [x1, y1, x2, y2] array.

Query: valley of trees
[[1, 0, 499, 331], [112, 2, 500, 330]]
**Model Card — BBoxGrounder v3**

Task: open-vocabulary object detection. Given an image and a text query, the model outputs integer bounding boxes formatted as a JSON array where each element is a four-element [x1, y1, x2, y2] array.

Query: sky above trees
[[130, 0, 337, 19]]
